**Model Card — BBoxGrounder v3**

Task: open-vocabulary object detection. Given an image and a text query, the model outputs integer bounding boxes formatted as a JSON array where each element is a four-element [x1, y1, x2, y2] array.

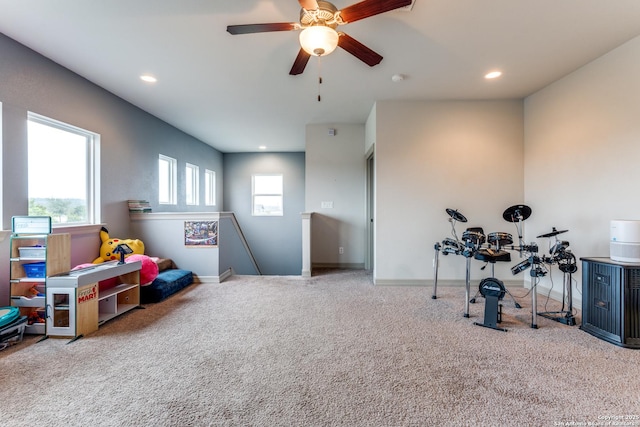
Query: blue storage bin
[[23, 262, 46, 278]]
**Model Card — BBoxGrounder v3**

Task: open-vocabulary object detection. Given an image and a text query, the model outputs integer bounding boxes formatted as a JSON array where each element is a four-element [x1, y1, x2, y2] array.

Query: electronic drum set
[[431, 205, 578, 331]]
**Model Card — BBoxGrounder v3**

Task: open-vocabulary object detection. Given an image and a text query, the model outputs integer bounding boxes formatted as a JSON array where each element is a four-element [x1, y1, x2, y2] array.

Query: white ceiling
[[1, 0, 640, 153]]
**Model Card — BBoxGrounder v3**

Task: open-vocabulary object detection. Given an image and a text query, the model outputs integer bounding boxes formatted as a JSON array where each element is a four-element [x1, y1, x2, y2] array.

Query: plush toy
[[124, 254, 159, 285], [93, 226, 145, 264], [73, 254, 159, 289]]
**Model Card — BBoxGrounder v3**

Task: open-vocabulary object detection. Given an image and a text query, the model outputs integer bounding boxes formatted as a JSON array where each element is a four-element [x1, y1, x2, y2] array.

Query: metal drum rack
[[431, 205, 578, 330]]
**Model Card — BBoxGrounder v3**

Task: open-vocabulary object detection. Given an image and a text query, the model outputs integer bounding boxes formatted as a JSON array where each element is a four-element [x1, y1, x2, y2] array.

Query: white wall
[[305, 124, 366, 268], [365, 105, 376, 154], [373, 100, 525, 285], [524, 34, 640, 303]]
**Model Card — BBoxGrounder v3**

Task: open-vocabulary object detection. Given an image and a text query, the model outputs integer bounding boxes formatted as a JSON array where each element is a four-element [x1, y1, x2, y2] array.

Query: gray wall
[[223, 152, 305, 275], [0, 33, 224, 304], [0, 33, 224, 236]]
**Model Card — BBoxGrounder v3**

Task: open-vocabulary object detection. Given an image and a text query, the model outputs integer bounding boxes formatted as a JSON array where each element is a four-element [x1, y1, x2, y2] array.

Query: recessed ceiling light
[[485, 71, 502, 79], [140, 74, 157, 83], [258, 145, 267, 150]]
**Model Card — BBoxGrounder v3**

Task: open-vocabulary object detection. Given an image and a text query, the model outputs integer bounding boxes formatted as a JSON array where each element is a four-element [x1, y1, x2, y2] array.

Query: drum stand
[[431, 241, 462, 299], [432, 208, 467, 300], [432, 242, 440, 299], [432, 239, 474, 319], [534, 228, 576, 327], [537, 255, 577, 326], [523, 253, 563, 329], [529, 263, 541, 329], [464, 247, 472, 318]]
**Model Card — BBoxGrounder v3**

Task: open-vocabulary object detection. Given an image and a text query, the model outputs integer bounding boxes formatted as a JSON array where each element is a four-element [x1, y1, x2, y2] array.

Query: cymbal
[[537, 227, 569, 238], [502, 204, 532, 222], [445, 208, 467, 223]]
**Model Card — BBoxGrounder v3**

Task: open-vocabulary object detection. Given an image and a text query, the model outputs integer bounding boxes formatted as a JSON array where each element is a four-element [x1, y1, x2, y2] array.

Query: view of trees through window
[[27, 114, 98, 224], [28, 198, 86, 223]]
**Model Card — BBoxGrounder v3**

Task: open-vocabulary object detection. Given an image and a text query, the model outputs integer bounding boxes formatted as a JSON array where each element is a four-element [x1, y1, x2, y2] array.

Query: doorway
[[366, 149, 375, 272]]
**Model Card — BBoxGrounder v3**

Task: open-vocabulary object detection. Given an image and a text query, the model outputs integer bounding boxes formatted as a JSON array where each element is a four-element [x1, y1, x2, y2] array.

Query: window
[[159, 154, 177, 205], [185, 163, 199, 205], [27, 113, 100, 225], [0, 102, 2, 226], [205, 169, 216, 206], [252, 174, 283, 216]]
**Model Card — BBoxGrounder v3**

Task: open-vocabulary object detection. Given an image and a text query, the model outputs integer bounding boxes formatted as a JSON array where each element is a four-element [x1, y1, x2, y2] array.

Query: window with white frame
[[159, 154, 177, 205], [205, 169, 216, 206], [185, 162, 199, 205], [0, 102, 2, 226], [27, 113, 101, 224], [252, 174, 283, 216]]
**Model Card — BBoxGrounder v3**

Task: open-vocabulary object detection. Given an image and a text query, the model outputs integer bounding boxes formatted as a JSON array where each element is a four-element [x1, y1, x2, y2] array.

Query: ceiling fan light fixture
[[299, 25, 339, 56]]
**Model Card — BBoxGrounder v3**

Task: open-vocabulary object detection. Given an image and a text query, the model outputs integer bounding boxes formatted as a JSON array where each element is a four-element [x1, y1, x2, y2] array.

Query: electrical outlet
[[339, 247, 344, 254]]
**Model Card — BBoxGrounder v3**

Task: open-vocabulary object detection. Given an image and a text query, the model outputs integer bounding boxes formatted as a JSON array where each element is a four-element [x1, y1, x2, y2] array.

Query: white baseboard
[[193, 268, 233, 284]]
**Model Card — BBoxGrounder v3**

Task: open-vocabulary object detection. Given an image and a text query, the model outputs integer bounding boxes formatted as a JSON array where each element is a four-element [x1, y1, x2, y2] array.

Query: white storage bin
[[19, 246, 45, 258]]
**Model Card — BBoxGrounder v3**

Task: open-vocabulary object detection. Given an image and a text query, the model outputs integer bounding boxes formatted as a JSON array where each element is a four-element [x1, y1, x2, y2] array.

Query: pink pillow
[[124, 254, 159, 285]]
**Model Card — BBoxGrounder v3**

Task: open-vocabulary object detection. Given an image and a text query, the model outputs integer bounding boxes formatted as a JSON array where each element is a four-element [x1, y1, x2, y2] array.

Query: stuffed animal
[[124, 254, 159, 285], [93, 226, 145, 264], [74, 254, 158, 289]]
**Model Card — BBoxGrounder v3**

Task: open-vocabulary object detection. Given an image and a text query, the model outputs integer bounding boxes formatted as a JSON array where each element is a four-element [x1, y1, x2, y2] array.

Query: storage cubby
[[98, 283, 139, 324], [46, 261, 141, 341], [9, 233, 71, 335]]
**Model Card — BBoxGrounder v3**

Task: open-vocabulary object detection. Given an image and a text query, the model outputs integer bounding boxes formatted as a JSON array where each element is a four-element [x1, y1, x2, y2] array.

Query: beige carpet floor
[[1, 269, 639, 426]]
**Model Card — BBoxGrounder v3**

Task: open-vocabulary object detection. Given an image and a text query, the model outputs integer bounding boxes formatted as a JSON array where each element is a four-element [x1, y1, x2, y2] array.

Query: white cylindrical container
[[610, 220, 640, 262]]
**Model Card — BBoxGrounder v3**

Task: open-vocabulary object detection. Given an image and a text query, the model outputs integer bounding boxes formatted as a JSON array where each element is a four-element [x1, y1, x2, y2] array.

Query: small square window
[[252, 174, 283, 216]]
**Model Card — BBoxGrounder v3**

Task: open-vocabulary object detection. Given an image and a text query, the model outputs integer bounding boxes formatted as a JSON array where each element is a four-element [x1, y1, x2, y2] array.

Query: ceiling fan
[[227, 0, 412, 75]]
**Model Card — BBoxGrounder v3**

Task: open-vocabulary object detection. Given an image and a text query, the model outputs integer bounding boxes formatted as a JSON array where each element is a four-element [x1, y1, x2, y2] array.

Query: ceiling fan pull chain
[[317, 56, 322, 102]]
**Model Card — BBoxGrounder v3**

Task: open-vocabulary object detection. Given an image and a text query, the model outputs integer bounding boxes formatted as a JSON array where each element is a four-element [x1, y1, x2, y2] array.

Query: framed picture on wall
[[184, 220, 218, 247]]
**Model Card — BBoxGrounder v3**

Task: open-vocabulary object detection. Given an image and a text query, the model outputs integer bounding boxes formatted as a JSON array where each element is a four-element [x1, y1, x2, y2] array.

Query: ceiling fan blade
[[298, 0, 319, 10], [337, 32, 383, 67], [339, 0, 412, 24], [289, 48, 312, 75], [227, 22, 299, 35]]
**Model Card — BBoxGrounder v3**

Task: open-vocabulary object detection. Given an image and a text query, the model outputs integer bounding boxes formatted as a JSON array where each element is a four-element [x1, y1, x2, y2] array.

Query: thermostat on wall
[[11, 216, 52, 234]]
